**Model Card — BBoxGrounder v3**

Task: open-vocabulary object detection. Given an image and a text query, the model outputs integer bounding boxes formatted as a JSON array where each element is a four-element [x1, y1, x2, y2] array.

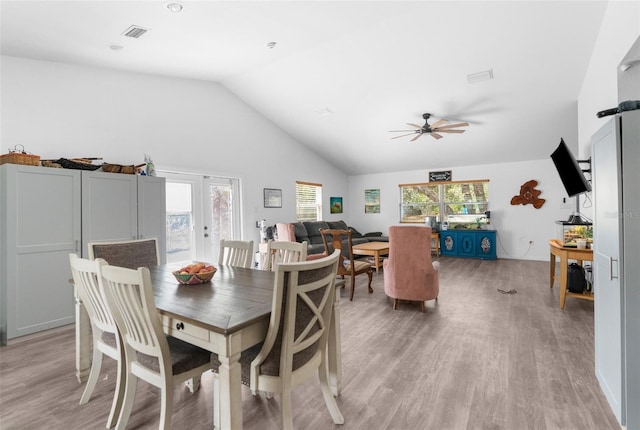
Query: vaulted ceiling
[[1, 1, 612, 175]]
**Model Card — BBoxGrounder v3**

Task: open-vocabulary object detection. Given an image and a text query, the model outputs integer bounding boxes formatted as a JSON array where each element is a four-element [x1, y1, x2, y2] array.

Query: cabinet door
[[440, 231, 457, 256], [81, 171, 137, 256], [476, 231, 496, 260], [456, 231, 477, 257], [1, 165, 81, 340], [592, 116, 624, 423], [137, 176, 167, 264]]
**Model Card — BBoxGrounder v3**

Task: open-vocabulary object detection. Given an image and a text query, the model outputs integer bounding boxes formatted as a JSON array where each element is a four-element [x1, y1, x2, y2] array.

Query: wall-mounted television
[[550, 138, 591, 197]]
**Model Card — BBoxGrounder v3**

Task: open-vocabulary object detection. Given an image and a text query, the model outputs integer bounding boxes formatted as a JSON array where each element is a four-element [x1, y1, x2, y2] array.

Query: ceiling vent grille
[[122, 25, 150, 39]]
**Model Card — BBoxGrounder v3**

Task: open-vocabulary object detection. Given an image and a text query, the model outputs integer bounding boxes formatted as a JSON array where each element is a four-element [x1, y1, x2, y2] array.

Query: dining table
[[73, 262, 343, 430]]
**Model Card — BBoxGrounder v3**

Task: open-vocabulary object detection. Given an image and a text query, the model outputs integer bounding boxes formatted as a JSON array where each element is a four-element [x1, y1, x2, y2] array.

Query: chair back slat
[[101, 265, 167, 361], [88, 238, 160, 269], [219, 239, 254, 268], [263, 240, 308, 271], [69, 254, 116, 334]]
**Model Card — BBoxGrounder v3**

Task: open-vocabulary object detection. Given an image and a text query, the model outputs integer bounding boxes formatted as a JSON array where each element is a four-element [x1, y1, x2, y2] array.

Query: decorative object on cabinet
[[510, 179, 545, 208], [330, 196, 343, 213], [439, 229, 497, 260], [365, 189, 380, 213], [0, 144, 40, 166], [264, 188, 282, 208]]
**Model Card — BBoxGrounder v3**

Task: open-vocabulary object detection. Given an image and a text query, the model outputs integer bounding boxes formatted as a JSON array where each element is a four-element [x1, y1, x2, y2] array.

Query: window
[[400, 180, 489, 224], [296, 181, 322, 221]]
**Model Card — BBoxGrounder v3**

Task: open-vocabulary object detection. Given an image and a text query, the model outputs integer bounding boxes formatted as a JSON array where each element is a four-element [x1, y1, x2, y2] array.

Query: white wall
[[0, 55, 348, 245], [578, 0, 640, 156], [347, 159, 574, 261]]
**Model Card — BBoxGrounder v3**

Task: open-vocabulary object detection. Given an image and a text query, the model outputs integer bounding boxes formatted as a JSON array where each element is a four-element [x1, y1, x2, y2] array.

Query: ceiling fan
[[389, 113, 469, 141]]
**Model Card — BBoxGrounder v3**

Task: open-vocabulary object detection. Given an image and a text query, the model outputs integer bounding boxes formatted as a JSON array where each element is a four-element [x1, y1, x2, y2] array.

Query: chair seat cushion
[[137, 336, 211, 375], [346, 260, 371, 273]]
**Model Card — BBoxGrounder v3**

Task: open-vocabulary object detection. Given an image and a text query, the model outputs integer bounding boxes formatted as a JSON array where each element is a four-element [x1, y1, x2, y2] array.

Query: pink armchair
[[383, 226, 440, 312]]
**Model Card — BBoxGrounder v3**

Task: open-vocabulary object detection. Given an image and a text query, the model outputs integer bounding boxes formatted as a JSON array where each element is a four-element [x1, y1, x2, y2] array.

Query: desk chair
[[69, 253, 123, 429], [100, 265, 211, 430], [218, 239, 254, 268], [262, 239, 308, 271], [211, 250, 344, 430], [88, 238, 160, 269]]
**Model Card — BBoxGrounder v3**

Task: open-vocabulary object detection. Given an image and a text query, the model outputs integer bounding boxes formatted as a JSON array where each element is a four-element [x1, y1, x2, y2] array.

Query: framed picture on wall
[[364, 189, 380, 213], [330, 197, 343, 213], [264, 188, 282, 208]]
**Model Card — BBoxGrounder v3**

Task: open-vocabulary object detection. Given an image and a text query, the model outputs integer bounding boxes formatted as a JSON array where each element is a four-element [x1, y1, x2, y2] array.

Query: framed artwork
[[330, 197, 343, 214], [263, 188, 282, 208], [364, 189, 380, 214]]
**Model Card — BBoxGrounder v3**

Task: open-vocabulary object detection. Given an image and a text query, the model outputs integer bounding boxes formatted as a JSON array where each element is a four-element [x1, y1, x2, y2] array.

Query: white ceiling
[[1, 1, 612, 175]]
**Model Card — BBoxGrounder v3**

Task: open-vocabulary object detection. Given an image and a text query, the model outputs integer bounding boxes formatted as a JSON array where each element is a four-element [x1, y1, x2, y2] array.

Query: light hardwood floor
[[0, 257, 620, 429]]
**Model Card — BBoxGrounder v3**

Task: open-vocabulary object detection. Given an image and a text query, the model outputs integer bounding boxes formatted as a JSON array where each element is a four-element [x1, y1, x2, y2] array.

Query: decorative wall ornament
[[510, 179, 545, 209], [263, 188, 282, 208]]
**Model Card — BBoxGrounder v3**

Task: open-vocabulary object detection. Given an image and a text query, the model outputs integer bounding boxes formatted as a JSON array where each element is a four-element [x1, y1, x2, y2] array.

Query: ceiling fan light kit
[[389, 113, 469, 141]]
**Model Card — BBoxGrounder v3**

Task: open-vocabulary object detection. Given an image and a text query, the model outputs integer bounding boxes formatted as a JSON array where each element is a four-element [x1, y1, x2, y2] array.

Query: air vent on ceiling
[[122, 25, 150, 39]]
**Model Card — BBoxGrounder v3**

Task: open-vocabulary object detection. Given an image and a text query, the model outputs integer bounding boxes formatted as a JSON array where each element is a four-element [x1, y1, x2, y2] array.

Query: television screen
[[550, 138, 591, 197]]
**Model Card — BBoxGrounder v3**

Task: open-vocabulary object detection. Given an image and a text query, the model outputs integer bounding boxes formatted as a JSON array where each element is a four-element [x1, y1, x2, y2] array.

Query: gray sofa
[[285, 220, 388, 256]]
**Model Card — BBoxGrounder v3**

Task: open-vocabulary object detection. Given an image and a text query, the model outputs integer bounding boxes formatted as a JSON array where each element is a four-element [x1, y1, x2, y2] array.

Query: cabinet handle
[[609, 257, 619, 280], [176, 322, 185, 330]]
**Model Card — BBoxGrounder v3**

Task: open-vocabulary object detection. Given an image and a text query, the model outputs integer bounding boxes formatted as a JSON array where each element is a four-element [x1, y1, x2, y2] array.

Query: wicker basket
[[0, 145, 41, 166], [102, 163, 136, 174]]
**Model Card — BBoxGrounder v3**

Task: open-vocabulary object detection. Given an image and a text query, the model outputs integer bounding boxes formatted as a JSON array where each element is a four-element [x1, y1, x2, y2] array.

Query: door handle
[[609, 256, 619, 280]]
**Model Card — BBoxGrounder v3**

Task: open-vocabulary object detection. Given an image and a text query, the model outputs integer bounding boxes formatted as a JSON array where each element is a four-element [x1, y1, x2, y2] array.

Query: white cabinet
[[592, 110, 640, 428], [1, 165, 166, 343], [1, 165, 81, 342], [80, 171, 166, 263]]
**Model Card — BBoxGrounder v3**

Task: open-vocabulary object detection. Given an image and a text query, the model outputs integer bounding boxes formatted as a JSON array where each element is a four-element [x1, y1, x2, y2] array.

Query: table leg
[[328, 285, 342, 397], [549, 252, 556, 288], [559, 255, 568, 309], [217, 350, 243, 430], [373, 250, 381, 273], [74, 286, 91, 383]]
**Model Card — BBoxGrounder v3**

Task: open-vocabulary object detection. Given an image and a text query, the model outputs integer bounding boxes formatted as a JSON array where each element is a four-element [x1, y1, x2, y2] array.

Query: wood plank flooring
[[0, 257, 621, 429]]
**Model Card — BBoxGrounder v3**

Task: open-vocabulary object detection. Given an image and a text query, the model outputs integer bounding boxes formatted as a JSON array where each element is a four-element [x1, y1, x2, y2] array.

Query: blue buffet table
[[439, 229, 497, 260]]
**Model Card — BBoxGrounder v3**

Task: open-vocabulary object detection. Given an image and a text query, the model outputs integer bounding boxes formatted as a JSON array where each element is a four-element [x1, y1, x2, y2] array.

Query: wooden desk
[[549, 239, 594, 309], [75, 263, 342, 430], [352, 241, 389, 273]]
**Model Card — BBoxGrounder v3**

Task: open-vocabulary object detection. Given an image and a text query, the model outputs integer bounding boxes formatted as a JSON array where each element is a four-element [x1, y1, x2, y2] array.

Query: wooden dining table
[[74, 263, 343, 430]]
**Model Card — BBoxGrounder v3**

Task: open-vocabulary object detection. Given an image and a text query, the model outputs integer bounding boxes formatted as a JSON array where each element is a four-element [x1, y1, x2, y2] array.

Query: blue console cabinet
[[440, 229, 497, 260]]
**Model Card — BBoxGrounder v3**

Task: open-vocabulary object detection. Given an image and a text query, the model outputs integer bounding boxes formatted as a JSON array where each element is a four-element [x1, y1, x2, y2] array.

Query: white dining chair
[[218, 239, 254, 268], [88, 237, 160, 269], [69, 253, 123, 429], [211, 249, 344, 429], [100, 264, 211, 430], [262, 239, 308, 271]]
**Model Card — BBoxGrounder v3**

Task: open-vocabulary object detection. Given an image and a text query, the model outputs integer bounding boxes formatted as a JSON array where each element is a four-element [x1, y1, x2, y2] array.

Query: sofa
[[276, 220, 388, 256]]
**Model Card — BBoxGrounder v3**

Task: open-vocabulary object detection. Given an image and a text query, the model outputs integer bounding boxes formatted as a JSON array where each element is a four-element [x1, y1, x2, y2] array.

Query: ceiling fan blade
[[434, 122, 469, 130], [388, 130, 417, 133], [410, 133, 424, 141], [437, 129, 466, 134], [430, 132, 443, 140], [406, 123, 423, 129], [391, 132, 419, 139], [430, 119, 448, 128]]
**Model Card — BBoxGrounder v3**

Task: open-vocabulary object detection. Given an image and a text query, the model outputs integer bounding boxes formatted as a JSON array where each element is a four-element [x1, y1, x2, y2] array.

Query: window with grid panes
[[400, 180, 489, 223]]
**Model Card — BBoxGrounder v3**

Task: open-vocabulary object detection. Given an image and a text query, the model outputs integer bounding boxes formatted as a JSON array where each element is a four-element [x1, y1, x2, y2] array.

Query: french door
[[160, 172, 241, 265]]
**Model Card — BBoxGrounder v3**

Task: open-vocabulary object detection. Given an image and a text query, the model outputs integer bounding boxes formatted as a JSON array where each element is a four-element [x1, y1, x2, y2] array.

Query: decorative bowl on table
[[172, 262, 216, 285]]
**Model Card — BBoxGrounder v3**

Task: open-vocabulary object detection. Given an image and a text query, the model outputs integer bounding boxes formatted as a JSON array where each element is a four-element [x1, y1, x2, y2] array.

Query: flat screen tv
[[550, 138, 591, 197]]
